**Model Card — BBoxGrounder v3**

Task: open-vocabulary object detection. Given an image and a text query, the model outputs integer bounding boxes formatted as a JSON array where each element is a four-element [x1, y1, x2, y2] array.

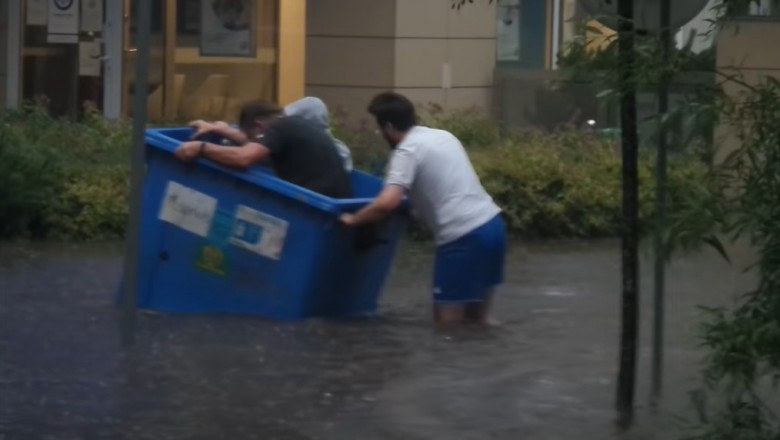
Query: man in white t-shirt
[[339, 92, 506, 326]]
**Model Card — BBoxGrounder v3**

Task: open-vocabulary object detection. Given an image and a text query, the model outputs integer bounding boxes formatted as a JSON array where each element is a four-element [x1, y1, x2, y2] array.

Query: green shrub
[[0, 105, 713, 241], [334, 106, 711, 238], [0, 106, 132, 240], [47, 166, 130, 240], [0, 126, 61, 238]]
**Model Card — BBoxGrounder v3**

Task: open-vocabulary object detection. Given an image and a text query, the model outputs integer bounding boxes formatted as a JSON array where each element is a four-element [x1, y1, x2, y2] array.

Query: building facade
[[305, 0, 497, 122], [0, 0, 503, 123], [2, 0, 764, 126], [0, 0, 305, 121]]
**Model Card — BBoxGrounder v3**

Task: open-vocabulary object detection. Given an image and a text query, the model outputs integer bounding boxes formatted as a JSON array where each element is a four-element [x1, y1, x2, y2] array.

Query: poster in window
[[200, 0, 255, 57], [80, 0, 103, 32], [47, 0, 80, 43], [496, 2, 521, 62], [79, 41, 102, 77]]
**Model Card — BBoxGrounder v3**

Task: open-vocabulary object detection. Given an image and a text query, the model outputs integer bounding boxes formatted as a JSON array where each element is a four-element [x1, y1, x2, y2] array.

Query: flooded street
[[0, 240, 754, 439]]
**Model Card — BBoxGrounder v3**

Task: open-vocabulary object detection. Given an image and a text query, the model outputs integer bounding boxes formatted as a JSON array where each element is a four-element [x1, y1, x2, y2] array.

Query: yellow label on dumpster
[[195, 244, 228, 276]]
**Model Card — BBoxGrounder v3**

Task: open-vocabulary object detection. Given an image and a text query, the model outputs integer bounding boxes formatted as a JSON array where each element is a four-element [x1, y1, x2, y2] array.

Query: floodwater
[[0, 239, 755, 440]]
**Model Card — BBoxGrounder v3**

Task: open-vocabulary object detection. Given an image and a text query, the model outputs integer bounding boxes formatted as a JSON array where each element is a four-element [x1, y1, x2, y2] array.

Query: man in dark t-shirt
[[174, 101, 352, 199]]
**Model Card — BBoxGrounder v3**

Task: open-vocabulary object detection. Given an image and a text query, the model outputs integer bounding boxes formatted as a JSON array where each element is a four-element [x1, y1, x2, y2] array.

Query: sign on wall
[[47, 0, 80, 43], [200, 0, 256, 57]]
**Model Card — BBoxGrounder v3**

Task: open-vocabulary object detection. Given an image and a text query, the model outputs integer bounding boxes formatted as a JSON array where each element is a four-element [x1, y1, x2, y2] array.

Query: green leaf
[[702, 235, 731, 264], [596, 89, 615, 99]]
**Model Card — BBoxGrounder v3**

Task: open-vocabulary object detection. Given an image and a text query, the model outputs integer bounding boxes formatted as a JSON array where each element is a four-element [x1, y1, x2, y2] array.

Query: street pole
[[616, 0, 640, 429], [651, 0, 672, 410], [121, 0, 152, 348]]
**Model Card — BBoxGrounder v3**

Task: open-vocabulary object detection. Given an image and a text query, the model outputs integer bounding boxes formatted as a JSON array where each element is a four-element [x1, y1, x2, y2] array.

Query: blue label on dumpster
[[229, 205, 288, 260], [208, 210, 235, 246], [233, 219, 263, 244]]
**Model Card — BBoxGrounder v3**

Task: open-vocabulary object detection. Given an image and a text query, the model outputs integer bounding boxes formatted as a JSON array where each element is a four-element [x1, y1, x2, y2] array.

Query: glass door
[[18, 0, 108, 118]]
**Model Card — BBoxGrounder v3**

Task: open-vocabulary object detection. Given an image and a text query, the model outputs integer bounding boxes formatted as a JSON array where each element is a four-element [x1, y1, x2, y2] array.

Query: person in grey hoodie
[[284, 97, 353, 172]]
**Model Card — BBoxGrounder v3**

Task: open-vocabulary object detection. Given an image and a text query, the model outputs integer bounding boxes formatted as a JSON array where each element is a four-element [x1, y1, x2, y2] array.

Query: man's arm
[[212, 124, 250, 145], [190, 120, 249, 145], [340, 185, 405, 226], [174, 140, 271, 169]]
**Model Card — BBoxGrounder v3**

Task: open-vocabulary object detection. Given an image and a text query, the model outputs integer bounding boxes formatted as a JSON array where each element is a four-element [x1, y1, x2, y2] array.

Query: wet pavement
[[0, 240, 755, 440]]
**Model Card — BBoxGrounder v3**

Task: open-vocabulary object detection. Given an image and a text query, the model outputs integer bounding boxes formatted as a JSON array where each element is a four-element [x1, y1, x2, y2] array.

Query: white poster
[[47, 0, 80, 42], [496, 5, 520, 62], [26, 0, 48, 26], [200, 0, 255, 57], [80, 0, 103, 32], [229, 205, 288, 260], [158, 181, 219, 238], [79, 41, 101, 76]]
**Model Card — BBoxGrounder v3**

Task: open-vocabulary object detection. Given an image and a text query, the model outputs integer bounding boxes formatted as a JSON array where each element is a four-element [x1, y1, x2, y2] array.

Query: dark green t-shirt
[[260, 116, 353, 199]]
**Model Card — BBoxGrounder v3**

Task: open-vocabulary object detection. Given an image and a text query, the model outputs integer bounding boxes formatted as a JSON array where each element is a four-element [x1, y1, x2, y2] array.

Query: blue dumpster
[[126, 127, 406, 320]]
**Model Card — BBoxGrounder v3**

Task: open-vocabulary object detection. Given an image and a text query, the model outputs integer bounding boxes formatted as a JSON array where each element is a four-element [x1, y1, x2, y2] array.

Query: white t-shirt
[[385, 126, 502, 246]]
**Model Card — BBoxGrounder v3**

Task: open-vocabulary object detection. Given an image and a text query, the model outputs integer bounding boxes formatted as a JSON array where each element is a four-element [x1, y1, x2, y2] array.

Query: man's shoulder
[[399, 126, 461, 154], [405, 126, 458, 143]]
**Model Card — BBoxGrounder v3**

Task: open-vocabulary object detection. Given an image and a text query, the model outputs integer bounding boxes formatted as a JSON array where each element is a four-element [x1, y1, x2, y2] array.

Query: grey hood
[[284, 96, 330, 131], [284, 97, 353, 172]]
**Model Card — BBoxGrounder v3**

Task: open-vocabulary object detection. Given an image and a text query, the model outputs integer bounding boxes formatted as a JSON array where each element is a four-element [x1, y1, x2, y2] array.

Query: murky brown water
[[0, 239, 755, 439]]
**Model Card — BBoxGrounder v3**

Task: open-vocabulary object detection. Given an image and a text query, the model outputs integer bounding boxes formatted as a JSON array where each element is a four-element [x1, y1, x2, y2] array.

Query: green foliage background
[[0, 105, 709, 241]]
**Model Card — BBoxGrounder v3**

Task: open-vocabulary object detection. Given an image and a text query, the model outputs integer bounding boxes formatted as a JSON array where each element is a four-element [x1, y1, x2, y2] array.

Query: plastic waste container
[[123, 127, 406, 320]]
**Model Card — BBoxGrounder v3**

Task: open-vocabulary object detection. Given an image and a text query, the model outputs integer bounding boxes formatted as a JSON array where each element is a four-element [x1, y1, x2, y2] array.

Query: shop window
[[171, 0, 278, 123], [496, 0, 548, 69]]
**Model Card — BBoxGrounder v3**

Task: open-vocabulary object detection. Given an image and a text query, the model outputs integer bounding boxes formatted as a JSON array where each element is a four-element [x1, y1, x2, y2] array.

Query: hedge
[[0, 105, 713, 241]]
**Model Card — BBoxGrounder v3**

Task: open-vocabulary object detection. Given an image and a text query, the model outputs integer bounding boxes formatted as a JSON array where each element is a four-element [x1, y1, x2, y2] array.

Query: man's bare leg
[[434, 303, 466, 327], [465, 291, 498, 326]]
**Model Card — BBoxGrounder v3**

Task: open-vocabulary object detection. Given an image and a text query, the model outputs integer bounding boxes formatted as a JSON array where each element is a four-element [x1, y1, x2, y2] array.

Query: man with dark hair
[[340, 92, 506, 327], [174, 100, 352, 199]]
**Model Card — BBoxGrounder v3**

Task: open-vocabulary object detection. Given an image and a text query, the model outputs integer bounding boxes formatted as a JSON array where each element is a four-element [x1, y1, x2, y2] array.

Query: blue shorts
[[433, 214, 506, 304]]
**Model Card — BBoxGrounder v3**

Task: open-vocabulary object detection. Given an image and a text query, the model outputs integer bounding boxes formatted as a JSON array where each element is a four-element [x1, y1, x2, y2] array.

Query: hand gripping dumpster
[[122, 127, 406, 320]]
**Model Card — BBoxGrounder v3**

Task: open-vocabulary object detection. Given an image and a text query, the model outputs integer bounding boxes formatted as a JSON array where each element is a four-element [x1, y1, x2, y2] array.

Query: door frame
[[551, 0, 561, 70], [5, 0, 22, 109], [5, 0, 123, 117], [111, 0, 177, 120], [103, 0, 124, 120]]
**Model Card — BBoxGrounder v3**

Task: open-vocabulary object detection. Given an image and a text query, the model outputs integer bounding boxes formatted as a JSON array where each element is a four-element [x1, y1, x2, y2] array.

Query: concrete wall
[[394, 0, 496, 112], [305, 0, 398, 122], [714, 20, 780, 163], [305, 0, 496, 124], [0, 2, 8, 109]]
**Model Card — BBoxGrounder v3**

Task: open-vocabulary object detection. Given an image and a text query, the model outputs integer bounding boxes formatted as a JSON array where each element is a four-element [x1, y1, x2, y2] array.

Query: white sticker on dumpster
[[229, 205, 289, 260], [158, 181, 217, 237]]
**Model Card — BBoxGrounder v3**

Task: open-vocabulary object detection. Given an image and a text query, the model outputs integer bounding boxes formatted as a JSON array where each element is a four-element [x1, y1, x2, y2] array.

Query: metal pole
[[616, 0, 640, 429], [651, 0, 672, 410], [121, 0, 152, 347]]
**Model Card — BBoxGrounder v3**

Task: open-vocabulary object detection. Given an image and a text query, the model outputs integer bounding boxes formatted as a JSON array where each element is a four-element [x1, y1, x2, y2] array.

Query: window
[[740, 0, 780, 18]]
